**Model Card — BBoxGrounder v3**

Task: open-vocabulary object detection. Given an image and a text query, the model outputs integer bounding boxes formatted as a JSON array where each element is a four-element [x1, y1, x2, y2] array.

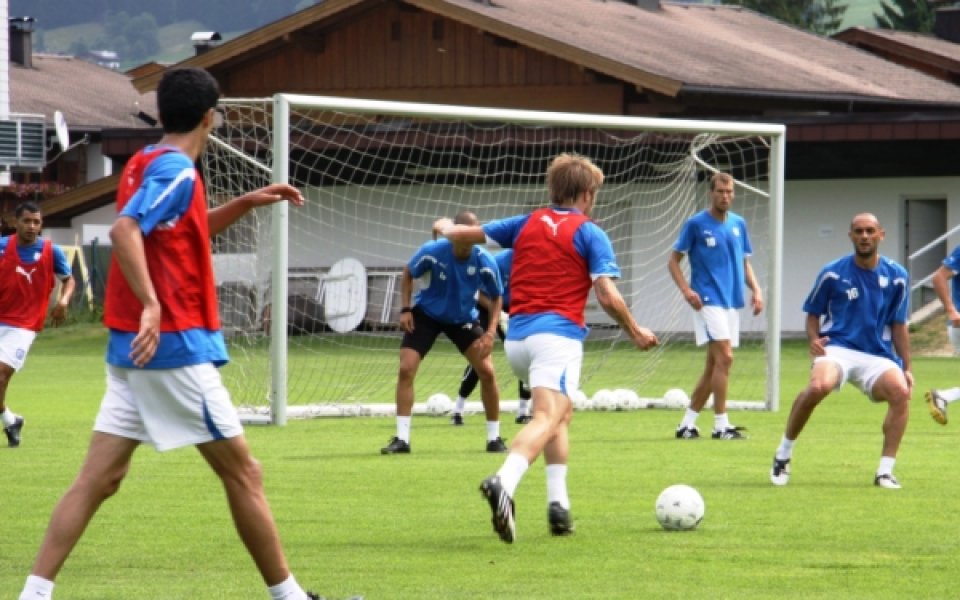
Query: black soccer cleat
[[770, 456, 791, 486], [4, 415, 24, 448], [380, 436, 410, 455], [486, 437, 507, 453], [547, 502, 575, 536], [675, 425, 700, 439], [451, 413, 464, 426], [711, 425, 747, 440], [515, 414, 532, 425], [479, 475, 515, 543]]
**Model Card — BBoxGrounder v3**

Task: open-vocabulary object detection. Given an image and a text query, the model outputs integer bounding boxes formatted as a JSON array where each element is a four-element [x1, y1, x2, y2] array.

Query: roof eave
[[680, 84, 960, 111]]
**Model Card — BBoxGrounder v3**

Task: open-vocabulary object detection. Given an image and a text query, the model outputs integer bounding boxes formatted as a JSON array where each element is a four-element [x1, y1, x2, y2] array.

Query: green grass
[[2, 323, 959, 599]]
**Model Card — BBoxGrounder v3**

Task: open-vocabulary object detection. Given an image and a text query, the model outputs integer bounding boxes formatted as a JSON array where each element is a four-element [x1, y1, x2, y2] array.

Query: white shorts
[[815, 345, 902, 402], [949, 325, 960, 354], [693, 306, 740, 347], [94, 364, 244, 452], [0, 326, 37, 372], [504, 334, 582, 396]]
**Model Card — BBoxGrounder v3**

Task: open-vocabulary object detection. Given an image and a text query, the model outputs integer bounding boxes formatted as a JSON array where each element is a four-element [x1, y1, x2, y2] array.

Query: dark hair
[[157, 68, 221, 133], [15, 201, 41, 217]]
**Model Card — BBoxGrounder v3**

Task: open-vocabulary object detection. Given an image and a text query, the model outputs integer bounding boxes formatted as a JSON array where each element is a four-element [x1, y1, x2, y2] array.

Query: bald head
[[850, 212, 880, 231], [454, 210, 479, 226]]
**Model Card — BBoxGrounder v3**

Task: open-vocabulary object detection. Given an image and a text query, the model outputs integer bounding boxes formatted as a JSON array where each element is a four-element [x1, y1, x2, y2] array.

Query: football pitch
[[1, 324, 958, 599]]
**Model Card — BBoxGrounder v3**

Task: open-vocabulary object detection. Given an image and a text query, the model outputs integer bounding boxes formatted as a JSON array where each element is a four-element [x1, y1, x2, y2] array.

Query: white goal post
[[203, 93, 785, 425]]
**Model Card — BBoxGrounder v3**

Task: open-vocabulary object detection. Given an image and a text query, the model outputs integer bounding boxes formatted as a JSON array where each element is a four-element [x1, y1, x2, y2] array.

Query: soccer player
[[381, 210, 506, 455], [451, 249, 533, 426], [435, 153, 658, 543], [667, 172, 763, 440], [924, 243, 960, 425], [18, 68, 322, 600], [770, 213, 912, 490], [0, 201, 75, 447]]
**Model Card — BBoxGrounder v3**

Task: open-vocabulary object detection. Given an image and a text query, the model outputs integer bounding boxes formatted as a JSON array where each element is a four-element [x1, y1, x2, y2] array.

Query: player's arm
[[931, 265, 960, 327], [398, 266, 415, 334], [891, 321, 913, 388], [594, 276, 657, 350], [208, 184, 305, 236], [744, 258, 763, 316], [432, 218, 486, 245], [110, 216, 161, 367], [667, 250, 701, 310], [49, 273, 75, 327], [805, 313, 828, 357]]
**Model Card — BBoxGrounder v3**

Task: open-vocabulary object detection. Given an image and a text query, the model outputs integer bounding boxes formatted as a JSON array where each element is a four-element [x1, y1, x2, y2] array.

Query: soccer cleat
[[675, 425, 700, 439], [479, 475, 515, 543], [770, 456, 791, 486], [926, 389, 947, 425], [711, 426, 747, 440], [306, 593, 323, 600], [547, 502, 575, 536], [380, 436, 410, 454], [451, 413, 464, 426], [4, 415, 24, 448], [486, 437, 507, 453], [874, 473, 901, 490], [515, 413, 532, 425]]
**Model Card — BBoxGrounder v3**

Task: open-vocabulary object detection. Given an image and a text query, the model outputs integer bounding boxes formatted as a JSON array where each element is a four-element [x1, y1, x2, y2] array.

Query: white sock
[[1, 409, 17, 427], [497, 452, 529, 497], [545, 464, 570, 509], [941, 387, 960, 403], [486, 420, 501, 442], [268, 574, 308, 600], [714, 412, 730, 431], [877, 456, 896, 477], [396, 416, 411, 443], [20, 575, 54, 600], [517, 398, 529, 415], [454, 396, 466, 414], [775, 436, 795, 461], [678, 408, 699, 429]]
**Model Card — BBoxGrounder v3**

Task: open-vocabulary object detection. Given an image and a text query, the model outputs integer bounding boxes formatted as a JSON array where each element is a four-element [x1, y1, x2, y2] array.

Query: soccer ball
[[663, 388, 690, 408], [425, 393, 453, 415], [655, 484, 705, 531], [592, 389, 616, 411], [569, 389, 591, 411], [613, 388, 642, 410]]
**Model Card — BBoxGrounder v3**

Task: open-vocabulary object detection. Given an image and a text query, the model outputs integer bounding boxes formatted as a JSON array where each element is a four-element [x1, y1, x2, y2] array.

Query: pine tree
[[874, 0, 936, 33]]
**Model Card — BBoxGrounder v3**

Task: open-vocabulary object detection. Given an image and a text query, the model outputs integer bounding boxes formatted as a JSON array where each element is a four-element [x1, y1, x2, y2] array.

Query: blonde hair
[[709, 172, 734, 191], [546, 153, 604, 206]]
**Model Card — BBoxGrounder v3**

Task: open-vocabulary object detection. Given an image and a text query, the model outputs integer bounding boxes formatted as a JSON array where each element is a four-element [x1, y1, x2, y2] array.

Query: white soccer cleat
[[874, 473, 901, 490], [770, 456, 791, 486]]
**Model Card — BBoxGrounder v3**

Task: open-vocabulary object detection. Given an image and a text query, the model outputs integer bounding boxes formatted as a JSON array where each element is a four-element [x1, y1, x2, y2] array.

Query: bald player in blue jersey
[[381, 210, 505, 455], [668, 172, 763, 440], [771, 213, 912, 490]]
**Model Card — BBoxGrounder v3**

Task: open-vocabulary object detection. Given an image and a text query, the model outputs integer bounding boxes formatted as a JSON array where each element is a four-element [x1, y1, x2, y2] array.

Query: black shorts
[[402, 306, 484, 358]]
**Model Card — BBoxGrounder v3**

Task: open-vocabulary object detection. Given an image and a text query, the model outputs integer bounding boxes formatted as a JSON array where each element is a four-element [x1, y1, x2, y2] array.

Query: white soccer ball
[[613, 388, 642, 410], [663, 388, 690, 408], [425, 393, 453, 415], [655, 484, 705, 531], [569, 389, 591, 411], [592, 389, 615, 411]]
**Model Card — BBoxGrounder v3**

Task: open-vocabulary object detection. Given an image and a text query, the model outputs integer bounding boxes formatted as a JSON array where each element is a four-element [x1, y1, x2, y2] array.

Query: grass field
[[2, 323, 959, 599]]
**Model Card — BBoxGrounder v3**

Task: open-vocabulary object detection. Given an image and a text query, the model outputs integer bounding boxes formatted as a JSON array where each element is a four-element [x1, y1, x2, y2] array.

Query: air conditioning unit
[[0, 113, 46, 171]]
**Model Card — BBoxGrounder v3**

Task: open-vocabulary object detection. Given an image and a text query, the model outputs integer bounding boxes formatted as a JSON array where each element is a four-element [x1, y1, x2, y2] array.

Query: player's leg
[[23, 432, 139, 593], [386, 310, 439, 453], [705, 339, 738, 438], [0, 362, 23, 447], [542, 398, 575, 535], [0, 327, 35, 447], [864, 363, 911, 489], [770, 357, 843, 486], [460, 323, 503, 451], [454, 307, 491, 422], [926, 325, 960, 424], [516, 379, 532, 424]]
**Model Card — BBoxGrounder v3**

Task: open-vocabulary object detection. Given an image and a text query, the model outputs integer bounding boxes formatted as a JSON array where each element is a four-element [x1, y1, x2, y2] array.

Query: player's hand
[[49, 302, 68, 327], [432, 218, 454, 240], [683, 289, 703, 311], [247, 184, 305, 208], [130, 302, 162, 367], [948, 309, 960, 328], [752, 293, 764, 316], [809, 336, 829, 357], [399, 311, 414, 333], [632, 327, 658, 351]]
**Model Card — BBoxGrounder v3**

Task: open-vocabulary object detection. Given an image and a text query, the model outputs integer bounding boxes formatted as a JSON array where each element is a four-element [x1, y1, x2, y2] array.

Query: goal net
[[203, 94, 784, 424]]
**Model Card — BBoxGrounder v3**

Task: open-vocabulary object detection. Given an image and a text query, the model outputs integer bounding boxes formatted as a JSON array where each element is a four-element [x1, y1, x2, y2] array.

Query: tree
[[725, 1, 849, 36], [874, 0, 936, 33]]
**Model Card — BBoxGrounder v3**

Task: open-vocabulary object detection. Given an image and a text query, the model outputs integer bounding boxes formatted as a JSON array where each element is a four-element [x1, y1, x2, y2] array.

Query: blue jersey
[[483, 209, 620, 341], [106, 149, 228, 369], [495, 249, 513, 309], [673, 210, 753, 309], [0, 236, 71, 278], [942, 245, 960, 310], [803, 254, 909, 365], [408, 239, 502, 324]]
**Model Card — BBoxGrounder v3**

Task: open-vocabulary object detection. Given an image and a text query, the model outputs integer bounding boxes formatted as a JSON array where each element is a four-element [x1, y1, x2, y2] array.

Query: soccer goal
[[203, 94, 784, 425]]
